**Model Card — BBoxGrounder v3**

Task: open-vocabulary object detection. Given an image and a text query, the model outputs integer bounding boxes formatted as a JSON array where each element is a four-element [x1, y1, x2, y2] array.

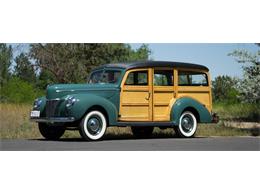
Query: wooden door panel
[[120, 88, 150, 121], [152, 69, 175, 121], [119, 69, 152, 121], [153, 87, 174, 121]]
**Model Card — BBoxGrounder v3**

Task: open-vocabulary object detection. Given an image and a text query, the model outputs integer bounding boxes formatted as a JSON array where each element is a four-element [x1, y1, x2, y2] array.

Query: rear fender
[[170, 97, 212, 125]]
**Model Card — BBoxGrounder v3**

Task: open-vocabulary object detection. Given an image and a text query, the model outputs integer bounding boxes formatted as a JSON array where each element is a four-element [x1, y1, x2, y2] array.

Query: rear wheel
[[174, 111, 197, 138], [38, 123, 65, 140], [131, 126, 154, 138], [79, 110, 107, 141]]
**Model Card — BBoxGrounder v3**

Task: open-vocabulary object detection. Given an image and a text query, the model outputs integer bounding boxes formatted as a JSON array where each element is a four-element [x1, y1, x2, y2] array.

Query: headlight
[[33, 98, 42, 109], [66, 96, 76, 108]]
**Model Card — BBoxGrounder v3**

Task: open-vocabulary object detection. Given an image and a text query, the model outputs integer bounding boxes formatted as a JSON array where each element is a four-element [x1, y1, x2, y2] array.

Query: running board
[[116, 122, 176, 127]]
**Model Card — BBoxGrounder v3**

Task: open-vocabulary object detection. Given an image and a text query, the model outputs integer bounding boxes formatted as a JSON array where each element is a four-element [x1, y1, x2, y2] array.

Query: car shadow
[[33, 133, 206, 142]]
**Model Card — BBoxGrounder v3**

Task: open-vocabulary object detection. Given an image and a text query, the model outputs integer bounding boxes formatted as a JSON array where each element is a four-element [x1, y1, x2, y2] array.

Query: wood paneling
[[119, 67, 212, 122], [119, 68, 152, 121]]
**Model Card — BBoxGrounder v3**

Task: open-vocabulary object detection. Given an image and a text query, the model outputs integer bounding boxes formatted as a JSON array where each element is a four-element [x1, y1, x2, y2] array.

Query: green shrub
[[0, 77, 43, 104], [212, 75, 240, 103], [213, 102, 260, 122]]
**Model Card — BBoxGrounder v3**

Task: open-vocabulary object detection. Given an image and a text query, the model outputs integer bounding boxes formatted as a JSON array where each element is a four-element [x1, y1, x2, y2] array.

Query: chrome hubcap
[[181, 115, 194, 133], [87, 116, 102, 135]]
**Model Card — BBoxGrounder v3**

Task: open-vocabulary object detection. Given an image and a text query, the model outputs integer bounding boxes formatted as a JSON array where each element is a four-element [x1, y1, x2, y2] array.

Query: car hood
[[46, 83, 119, 99]]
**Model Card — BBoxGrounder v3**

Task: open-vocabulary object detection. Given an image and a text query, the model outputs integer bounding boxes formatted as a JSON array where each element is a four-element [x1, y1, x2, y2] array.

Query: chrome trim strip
[[30, 117, 75, 123], [49, 98, 60, 100], [56, 88, 119, 93]]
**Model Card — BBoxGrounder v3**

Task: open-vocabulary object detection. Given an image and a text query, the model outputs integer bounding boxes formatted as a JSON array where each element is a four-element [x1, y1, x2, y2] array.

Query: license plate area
[[30, 110, 40, 118]]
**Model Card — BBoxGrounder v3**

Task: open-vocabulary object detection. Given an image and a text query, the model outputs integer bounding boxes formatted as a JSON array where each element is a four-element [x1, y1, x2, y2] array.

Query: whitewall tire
[[174, 111, 197, 138], [79, 111, 107, 141]]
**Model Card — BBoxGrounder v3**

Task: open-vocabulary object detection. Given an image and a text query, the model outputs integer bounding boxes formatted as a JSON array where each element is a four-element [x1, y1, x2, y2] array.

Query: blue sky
[[130, 43, 259, 79]]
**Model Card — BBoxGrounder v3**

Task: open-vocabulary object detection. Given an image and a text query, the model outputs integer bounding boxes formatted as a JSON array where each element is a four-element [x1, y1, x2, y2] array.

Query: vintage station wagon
[[30, 61, 218, 140]]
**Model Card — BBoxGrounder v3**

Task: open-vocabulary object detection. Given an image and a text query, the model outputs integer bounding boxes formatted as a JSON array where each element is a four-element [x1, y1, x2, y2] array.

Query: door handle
[[145, 92, 151, 100], [173, 91, 177, 98]]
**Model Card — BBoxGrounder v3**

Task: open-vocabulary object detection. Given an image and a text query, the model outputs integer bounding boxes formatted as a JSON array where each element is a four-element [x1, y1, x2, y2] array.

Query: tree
[[29, 43, 151, 83], [0, 44, 12, 87], [127, 44, 150, 61], [212, 75, 239, 103], [36, 69, 55, 90], [229, 44, 260, 103], [1, 77, 41, 103], [14, 53, 36, 83]]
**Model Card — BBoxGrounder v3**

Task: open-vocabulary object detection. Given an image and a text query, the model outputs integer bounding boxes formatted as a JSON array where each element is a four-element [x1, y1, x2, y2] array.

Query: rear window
[[178, 71, 208, 86]]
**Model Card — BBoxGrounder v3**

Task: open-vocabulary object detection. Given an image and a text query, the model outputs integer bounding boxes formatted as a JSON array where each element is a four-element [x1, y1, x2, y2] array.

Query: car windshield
[[88, 69, 122, 84]]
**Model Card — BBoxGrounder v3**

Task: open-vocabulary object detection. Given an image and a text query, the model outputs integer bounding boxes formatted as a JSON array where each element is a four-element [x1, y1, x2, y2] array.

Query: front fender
[[170, 97, 212, 124], [67, 94, 118, 125]]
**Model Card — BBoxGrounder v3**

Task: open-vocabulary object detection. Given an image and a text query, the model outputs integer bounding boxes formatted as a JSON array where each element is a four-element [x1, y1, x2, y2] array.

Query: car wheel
[[38, 123, 65, 140], [131, 126, 154, 138], [174, 111, 197, 138], [79, 110, 107, 141]]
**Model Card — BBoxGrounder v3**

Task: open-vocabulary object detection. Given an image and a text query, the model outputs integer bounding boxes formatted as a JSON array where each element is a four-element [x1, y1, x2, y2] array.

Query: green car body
[[35, 83, 121, 125], [31, 61, 217, 140]]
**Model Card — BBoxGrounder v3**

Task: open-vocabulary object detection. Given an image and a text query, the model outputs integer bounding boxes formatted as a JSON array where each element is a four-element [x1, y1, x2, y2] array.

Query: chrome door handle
[[173, 91, 176, 98], [145, 92, 151, 100]]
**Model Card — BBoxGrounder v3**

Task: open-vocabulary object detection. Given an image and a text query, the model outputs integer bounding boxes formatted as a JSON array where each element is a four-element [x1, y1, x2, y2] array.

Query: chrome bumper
[[30, 117, 75, 123]]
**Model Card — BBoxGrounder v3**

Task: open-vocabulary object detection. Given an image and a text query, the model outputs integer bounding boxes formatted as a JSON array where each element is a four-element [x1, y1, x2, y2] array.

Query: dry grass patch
[[0, 104, 40, 139], [0, 103, 257, 139]]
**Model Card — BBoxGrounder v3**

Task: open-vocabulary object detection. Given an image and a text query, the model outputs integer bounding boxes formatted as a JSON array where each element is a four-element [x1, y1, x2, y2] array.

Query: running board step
[[116, 122, 176, 127]]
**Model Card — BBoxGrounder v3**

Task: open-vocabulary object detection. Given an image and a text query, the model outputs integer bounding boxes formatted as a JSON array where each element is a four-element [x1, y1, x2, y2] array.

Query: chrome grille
[[46, 99, 60, 117]]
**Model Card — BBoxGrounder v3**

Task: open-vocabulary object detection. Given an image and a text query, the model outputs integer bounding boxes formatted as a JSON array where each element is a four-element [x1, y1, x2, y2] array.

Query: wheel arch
[[67, 94, 118, 126], [83, 105, 109, 125], [170, 97, 212, 125], [182, 107, 200, 123]]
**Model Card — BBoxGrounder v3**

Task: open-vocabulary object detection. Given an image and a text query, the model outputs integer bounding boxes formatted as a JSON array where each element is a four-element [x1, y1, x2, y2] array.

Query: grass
[[0, 103, 41, 139], [213, 102, 260, 122], [0, 103, 258, 139]]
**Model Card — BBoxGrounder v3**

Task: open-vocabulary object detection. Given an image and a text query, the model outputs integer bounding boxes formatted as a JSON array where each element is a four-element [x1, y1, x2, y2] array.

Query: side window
[[154, 70, 173, 86], [125, 70, 148, 86], [89, 70, 103, 84], [102, 70, 121, 83], [178, 71, 208, 86]]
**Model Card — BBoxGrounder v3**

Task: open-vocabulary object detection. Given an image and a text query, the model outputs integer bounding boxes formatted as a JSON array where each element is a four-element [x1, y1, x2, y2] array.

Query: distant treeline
[[0, 43, 150, 103], [0, 43, 259, 104]]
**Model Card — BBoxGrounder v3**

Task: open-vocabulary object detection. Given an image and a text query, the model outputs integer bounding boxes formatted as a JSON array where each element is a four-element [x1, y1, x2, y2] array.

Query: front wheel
[[174, 111, 197, 138], [38, 123, 65, 140], [79, 110, 107, 141]]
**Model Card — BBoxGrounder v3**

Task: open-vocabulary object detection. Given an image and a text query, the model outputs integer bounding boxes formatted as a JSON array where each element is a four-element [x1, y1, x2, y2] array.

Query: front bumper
[[30, 117, 75, 123]]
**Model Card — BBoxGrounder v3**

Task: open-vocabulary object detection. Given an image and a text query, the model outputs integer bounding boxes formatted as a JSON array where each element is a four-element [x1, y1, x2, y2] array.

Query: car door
[[152, 68, 176, 121], [119, 68, 153, 121]]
